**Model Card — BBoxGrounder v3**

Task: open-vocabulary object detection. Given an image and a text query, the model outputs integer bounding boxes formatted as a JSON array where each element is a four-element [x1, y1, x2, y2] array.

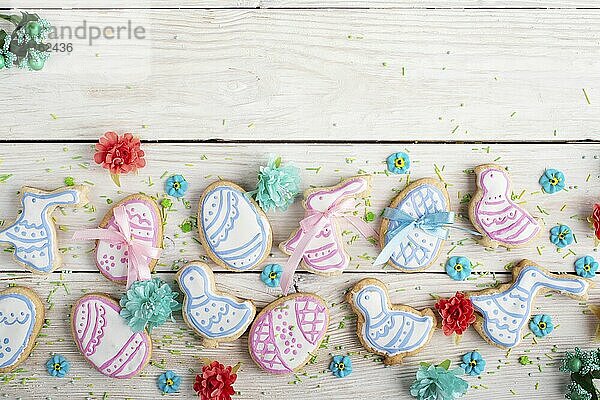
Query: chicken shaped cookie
[[346, 278, 436, 365], [469, 164, 541, 248]]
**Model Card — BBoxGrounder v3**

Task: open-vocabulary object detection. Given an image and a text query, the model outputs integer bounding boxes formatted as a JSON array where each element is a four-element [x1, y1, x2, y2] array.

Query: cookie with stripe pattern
[[469, 164, 542, 249], [0, 286, 45, 373], [198, 181, 272, 271]]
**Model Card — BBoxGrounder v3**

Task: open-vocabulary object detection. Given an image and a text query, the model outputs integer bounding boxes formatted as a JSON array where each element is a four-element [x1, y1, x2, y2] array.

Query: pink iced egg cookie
[[71, 294, 152, 379], [249, 293, 329, 374], [95, 195, 162, 283]]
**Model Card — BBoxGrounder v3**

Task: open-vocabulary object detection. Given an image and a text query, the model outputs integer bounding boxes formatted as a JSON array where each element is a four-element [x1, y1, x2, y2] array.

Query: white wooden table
[[0, 1, 599, 399]]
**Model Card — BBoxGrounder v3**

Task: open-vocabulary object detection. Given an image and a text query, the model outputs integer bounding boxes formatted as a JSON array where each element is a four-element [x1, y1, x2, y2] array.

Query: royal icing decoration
[[279, 176, 376, 294], [469, 164, 541, 248], [0, 286, 44, 373], [374, 178, 451, 272], [74, 194, 163, 286], [467, 260, 590, 349], [347, 278, 436, 365], [0, 186, 88, 273], [249, 293, 329, 374], [198, 181, 272, 271], [177, 261, 256, 348], [71, 294, 152, 379]]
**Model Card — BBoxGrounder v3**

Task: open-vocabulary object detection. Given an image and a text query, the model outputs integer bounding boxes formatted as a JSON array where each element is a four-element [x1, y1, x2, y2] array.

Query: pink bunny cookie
[[469, 164, 542, 248]]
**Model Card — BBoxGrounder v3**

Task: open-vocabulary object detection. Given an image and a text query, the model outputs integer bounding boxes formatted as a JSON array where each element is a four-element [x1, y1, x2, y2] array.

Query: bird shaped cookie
[[346, 278, 436, 365], [177, 261, 256, 348], [0, 186, 88, 273], [469, 164, 541, 248]]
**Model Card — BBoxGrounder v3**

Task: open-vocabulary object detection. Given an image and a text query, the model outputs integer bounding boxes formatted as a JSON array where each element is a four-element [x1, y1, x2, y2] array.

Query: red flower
[[94, 131, 146, 175], [593, 204, 600, 240], [434, 292, 476, 336], [193, 361, 237, 400]]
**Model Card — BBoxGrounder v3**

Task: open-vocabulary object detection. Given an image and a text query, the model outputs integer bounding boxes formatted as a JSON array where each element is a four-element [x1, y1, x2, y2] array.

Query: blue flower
[[329, 355, 352, 378], [529, 314, 554, 337], [46, 354, 70, 378], [260, 264, 283, 288], [460, 351, 486, 376], [120, 278, 181, 332], [575, 256, 598, 278], [410, 364, 468, 400], [550, 224, 574, 248], [539, 169, 566, 194], [249, 155, 301, 212], [158, 370, 181, 394], [445, 256, 472, 281], [386, 152, 410, 174], [165, 174, 189, 198]]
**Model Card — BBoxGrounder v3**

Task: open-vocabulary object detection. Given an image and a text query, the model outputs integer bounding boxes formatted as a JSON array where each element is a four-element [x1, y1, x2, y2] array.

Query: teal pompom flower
[[158, 370, 181, 394], [249, 155, 301, 212], [119, 278, 181, 332], [46, 354, 70, 378], [460, 351, 485, 376], [329, 355, 352, 378], [575, 256, 598, 278], [529, 314, 554, 337], [550, 224, 574, 248], [386, 152, 410, 174], [539, 168, 566, 194], [410, 360, 468, 400], [445, 256, 472, 281], [0, 12, 51, 71], [165, 174, 189, 198], [260, 263, 283, 288]]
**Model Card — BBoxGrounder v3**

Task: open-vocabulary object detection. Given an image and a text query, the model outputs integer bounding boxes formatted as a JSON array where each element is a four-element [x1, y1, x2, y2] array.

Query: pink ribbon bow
[[279, 198, 378, 295], [72, 205, 162, 288]]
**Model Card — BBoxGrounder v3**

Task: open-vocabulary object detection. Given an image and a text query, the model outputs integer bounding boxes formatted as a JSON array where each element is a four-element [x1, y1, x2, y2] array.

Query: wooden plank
[[0, 271, 595, 399], [0, 142, 596, 274], [1, 9, 599, 141]]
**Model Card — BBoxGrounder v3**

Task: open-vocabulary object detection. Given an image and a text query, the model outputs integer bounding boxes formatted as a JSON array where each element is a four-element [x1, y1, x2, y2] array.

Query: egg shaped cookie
[[249, 293, 329, 374], [198, 181, 272, 271], [71, 294, 152, 379]]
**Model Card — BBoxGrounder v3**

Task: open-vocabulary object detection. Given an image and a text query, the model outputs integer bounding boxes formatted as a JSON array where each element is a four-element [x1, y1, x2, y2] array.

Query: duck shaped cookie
[[469, 164, 541, 248], [467, 260, 591, 349], [0, 186, 88, 273], [346, 278, 436, 365], [177, 261, 256, 348]]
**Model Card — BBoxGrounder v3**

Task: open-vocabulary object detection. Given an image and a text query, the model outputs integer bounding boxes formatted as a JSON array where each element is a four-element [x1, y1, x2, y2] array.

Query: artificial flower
[[539, 168, 566, 194], [260, 264, 283, 288], [249, 155, 300, 212], [158, 370, 181, 394], [329, 355, 352, 378], [550, 224, 574, 248], [119, 278, 180, 332], [560, 348, 600, 400], [94, 131, 146, 186], [460, 351, 485, 376], [165, 174, 189, 198], [410, 362, 468, 400], [529, 314, 554, 337], [445, 256, 472, 281], [0, 12, 51, 71], [566, 382, 592, 400], [45, 354, 70, 378], [592, 204, 600, 241], [575, 256, 598, 278], [193, 361, 237, 400], [0, 35, 16, 70], [386, 152, 410, 174], [434, 292, 476, 336]]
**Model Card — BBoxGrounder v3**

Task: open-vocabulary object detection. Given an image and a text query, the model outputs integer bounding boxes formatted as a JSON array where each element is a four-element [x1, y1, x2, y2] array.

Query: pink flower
[[94, 131, 146, 175], [193, 361, 237, 400]]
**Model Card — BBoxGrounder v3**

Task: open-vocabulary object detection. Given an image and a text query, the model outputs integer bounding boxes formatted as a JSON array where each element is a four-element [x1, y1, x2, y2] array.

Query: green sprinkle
[[583, 88, 591, 104], [64, 176, 75, 186]]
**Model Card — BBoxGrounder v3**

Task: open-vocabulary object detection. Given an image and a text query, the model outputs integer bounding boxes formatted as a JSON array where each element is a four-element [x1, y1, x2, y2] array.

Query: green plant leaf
[[437, 359, 451, 370], [110, 173, 121, 187]]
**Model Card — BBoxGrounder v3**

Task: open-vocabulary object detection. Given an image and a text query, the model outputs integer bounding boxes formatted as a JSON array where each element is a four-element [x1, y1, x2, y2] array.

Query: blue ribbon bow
[[373, 207, 479, 266]]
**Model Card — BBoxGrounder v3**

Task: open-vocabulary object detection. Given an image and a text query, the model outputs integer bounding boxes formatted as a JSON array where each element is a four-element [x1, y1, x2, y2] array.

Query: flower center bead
[[550, 177, 559, 186], [166, 378, 174, 386], [558, 233, 566, 240], [455, 264, 463, 272], [173, 182, 180, 190], [394, 158, 405, 168], [338, 363, 345, 370], [54, 363, 62, 371], [269, 272, 278, 279], [584, 264, 591, 271], [538, 322, 547, 329], [469, 360, 477, 367]]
